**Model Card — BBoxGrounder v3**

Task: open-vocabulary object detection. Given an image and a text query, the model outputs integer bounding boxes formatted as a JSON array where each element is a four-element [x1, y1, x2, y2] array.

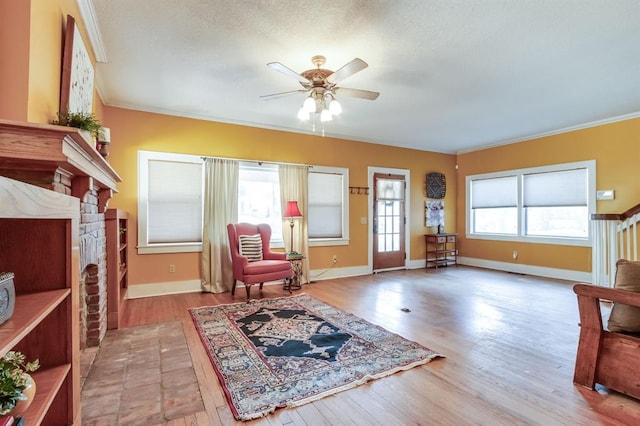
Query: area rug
[[189, 293, 443, 420]]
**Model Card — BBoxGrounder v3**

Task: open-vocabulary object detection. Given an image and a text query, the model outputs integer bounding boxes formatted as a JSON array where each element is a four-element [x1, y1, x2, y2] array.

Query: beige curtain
[[201, 158, 239, 293], [279, 164, 309, 284]]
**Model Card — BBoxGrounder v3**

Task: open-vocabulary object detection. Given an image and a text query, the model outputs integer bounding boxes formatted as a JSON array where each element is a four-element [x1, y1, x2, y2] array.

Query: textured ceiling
[[90, 0, 640, 154]]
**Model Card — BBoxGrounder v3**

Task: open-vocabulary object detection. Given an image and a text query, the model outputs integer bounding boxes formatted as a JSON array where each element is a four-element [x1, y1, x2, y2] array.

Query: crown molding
[[76, 0, 108, 63]]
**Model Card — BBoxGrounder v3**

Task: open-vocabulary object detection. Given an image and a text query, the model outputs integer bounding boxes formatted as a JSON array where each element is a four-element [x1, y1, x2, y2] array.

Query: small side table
[[425, 233, 457, 269], [284, 254, 304, 293]]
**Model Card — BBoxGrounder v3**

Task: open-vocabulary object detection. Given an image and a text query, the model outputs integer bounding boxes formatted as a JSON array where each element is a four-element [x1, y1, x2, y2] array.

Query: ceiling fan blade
[[260, 89, 308, 101], [326, 58, 368, 84], [267, 62, 310, 84], [335, 87, 380, 100]]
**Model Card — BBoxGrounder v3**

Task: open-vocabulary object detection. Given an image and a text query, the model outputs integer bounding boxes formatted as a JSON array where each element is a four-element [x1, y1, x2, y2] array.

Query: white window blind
[[138, 151, 204, 253], [523, 169, 587, 207], [147, 159, 203, 243], [308, 171, 343, 238], [471, 176, 517, 208]]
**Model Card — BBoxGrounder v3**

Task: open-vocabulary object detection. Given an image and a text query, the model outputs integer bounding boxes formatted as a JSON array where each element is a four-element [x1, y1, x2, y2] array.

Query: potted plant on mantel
[[0, 351, 40, 417], [51, 110, 105, 141]]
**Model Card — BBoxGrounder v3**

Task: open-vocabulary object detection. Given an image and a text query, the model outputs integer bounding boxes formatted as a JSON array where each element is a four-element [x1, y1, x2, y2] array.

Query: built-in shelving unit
[[0, 175, 80, 424], [106, 208, 128, 329], [425, 233, 457, 269]]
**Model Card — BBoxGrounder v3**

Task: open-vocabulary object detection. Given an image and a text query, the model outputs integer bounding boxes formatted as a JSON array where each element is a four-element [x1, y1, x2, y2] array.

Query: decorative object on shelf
[[0, 351, 40, 416], [426, 172, 446, 199], [348, 186, 369, 195], [0, 273, 15, 325], [283, 200, 303, 254], [96, 127, 111, 159], [59, 15, 94, 115], [426, 200, 445, 228], [51, 110, 104, 140]]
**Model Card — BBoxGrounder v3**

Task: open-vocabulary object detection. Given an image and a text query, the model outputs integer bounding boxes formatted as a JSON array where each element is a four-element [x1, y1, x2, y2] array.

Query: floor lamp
[[283, 201, 303, 254]]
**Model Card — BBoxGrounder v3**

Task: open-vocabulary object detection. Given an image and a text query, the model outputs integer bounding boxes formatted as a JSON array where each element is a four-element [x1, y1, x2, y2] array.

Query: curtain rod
[[200, 155, 311, 168]]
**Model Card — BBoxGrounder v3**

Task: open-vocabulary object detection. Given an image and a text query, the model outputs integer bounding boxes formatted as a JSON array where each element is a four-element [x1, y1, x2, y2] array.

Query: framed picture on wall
[[426, 200, 444, 227], [59, 15, 94, 114]]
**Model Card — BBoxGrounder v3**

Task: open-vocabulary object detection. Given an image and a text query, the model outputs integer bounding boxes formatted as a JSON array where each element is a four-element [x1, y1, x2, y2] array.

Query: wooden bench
[[573, 284, 640, 399]]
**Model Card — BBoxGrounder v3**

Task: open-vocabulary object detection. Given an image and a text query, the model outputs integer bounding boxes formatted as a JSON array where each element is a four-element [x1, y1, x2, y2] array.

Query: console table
[[425, 233, 457, 268]]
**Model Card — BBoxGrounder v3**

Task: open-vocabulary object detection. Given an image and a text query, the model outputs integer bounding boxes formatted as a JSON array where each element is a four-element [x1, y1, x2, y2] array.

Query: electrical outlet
[[169, 264, 176, 273], [512, 250, 518, 260], [332, 255, 337, 263]]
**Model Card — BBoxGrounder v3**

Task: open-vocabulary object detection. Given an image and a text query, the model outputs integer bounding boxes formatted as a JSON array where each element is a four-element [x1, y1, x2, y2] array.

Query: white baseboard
[[126, 276, 325, 298], [127, 279, 202, 299], [407, 259, 427, 270], [309, 265, 370, 282], [457, 256, 592, 283], [127, 258, 591, 299]]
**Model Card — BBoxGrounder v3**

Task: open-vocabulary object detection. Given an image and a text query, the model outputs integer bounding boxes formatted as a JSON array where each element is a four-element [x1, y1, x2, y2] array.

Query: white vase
[[10, 373, 36, 417]]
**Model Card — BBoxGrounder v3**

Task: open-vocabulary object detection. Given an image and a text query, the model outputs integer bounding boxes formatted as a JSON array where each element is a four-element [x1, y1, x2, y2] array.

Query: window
[[470, 176, 518, 235], [138, 151, 350, 253], [238, 162, 283, 246], [138, 151, 203, 254], [308, 166, 349, 246], [466, 160, 595, 246], [523, 169, 589, 238], [236, 164, 349, 247]]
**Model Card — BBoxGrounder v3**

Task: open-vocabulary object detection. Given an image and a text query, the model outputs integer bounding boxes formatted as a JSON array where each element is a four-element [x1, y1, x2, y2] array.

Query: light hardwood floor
[[119, 266, 640, 425]]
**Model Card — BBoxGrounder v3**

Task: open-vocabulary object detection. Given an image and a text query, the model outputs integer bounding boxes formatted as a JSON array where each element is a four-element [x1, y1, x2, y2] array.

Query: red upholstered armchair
[[227, 223, 292, 299]]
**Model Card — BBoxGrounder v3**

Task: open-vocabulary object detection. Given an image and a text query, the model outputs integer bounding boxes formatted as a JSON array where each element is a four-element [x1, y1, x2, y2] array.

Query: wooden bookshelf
[[0, 175, 80, 425], [106, 208, 128, 329]]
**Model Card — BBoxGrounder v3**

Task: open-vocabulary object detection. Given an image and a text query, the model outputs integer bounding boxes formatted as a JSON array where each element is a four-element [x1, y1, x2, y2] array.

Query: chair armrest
[[263, 250, 286, 261], [229, 250, 249, 279], [574, 284, 640, 308]]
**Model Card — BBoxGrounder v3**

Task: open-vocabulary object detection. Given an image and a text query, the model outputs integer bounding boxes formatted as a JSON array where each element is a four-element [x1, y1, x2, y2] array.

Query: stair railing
[[591, 203, 640, 287]]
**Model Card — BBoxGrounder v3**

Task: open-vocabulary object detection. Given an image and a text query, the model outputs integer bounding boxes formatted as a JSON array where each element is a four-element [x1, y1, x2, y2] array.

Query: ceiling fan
[[261, 55, 380, 122]]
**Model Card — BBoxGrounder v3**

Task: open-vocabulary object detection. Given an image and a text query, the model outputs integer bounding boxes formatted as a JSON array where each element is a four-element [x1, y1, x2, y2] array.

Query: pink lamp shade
[[284, 201, 302, 218]]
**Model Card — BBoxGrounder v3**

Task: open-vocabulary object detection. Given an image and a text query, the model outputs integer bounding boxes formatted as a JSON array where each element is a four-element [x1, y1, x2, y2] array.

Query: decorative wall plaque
[[0, 272, 16, 325], [60, 15, 95, 114], [426, 172, 446, 199]]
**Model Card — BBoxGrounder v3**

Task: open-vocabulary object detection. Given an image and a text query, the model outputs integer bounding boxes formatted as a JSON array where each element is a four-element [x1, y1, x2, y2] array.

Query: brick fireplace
[[0, 119, 121, 348]]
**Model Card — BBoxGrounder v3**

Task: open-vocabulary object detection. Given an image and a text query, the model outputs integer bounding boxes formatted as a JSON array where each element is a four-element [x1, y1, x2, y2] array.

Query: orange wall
[[1, 0, 97, 123], [0, 0, 30, 120], [103, 106, 457, 285], [456, 118, 640, 272]]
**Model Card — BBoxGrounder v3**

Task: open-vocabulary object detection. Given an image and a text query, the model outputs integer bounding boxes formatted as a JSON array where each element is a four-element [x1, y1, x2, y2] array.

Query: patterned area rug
[[189, 294, 443, 420]]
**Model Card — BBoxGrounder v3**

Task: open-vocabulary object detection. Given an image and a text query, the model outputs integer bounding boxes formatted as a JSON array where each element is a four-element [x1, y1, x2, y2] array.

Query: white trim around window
[[138, 150, 204, 254], [465, 160, 596, 247]]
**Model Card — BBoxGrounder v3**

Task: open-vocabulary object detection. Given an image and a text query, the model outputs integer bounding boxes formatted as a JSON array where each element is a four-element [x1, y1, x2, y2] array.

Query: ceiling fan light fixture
[[329, 98, 342, 115], [297, 107, 309, 121], [264, 55, 378, 127], [303, 96, 316, 113]]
